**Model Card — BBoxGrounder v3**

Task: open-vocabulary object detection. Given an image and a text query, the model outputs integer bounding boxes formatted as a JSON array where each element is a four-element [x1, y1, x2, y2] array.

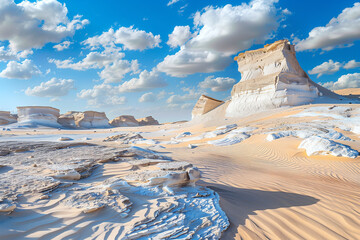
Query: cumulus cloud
[[25, 78, 74, 97], [344, 60, 360, 69], [83, 26, 161, 51], [0, 59, 41, 79], [308, 60, 342, 78], [139, 92, 156, 102], [198, 75, 236, 92], [322, 73, 360, 90], [77, 84, 126, 107], [0, 0, 89, 52], [158, 0, 282, 77], [0, 46, 32, 62], [99, 59, 139, 83], [118, 69, 167, 92], [296, 3, 360, 51], [167, 26, 192, 48], [166, 87, 205, 109], [53, 41, 72, 51]]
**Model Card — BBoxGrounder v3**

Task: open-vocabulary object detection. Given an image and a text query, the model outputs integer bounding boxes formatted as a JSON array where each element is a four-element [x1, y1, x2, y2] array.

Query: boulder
[[226, 40, 339, 117], [137, 116, 159, 126], [0, 111, 17, 125], [192, 95, 224, 119], [109, 115, 139, 127], [17, 106, 61, 127]]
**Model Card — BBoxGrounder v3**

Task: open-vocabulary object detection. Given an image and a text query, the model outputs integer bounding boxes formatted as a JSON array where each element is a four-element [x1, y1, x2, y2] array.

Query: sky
[[1, 0, 360, 123]]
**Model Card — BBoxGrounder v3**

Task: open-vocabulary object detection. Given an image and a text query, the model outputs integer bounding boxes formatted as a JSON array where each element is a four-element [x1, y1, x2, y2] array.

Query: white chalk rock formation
[[192, 95, 224, 119], [109, 115, 139, 127], [58, 111, 110, 128], [0, 111, 17, 125], [226, 40, 338, 117], [17, 106, 61, 127], [57, 111, 77, 128], [137, 116, 159, 126]]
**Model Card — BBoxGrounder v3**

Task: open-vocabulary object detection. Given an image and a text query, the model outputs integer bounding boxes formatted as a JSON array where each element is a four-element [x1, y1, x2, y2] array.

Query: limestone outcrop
[[0, 111, 17, 125], [17, 106, 61, 127], [192, 95, 224, 119], [137, 116, 159, 126], [226, 40, 338, 117], [109, 115, 139, 127], [58, 111, 110, 128]]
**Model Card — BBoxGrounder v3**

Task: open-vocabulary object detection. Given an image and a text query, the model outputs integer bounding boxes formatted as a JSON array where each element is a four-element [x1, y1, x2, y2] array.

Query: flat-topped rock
[[17, 106, 61, 127], [109, 115, 139, 127], [58, 111, 110, 128], [226, 40, 339, 117], [137, 116, 159, 126], [0, 111, 17, 125], [192, 95, 224, 119]]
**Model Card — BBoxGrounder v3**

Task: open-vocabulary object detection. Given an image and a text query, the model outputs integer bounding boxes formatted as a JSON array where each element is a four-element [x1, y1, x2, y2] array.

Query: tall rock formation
[[137, 116, 159, 126], [0, 111, 17, 125], [192, 95, 224, 119], [17, 106, 61, 127], [109, 115, 139, 127], [226, 40, 338, 117]]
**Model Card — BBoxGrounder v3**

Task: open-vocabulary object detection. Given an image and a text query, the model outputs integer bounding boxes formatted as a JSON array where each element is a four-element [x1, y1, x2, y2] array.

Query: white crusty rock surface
[[16, 106, 61, 128], [0, 141, 229, 239], [192, 95, 224, 119], [109, 115, 139, 127], [0, 111, 16, 125], [226, 40, 339, 117]]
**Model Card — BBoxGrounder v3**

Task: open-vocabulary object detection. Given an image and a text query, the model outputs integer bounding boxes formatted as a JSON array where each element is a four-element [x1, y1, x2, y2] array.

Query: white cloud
[[118, 69, 167, 92], [157, 48, 231, 77], [83, 26, 161, 51], [139, 92, 156, 102], [167, 0, 181, 6], [166, 87, 205, 108], [25, 78, 74, 97], [344, 60, 360, 69], [99, 59, 139, 83], [308, 60, 342, 78], [50, 51, 125, 70], [0, 0, 89, 52], [0, 46, 32, 61], [167, 26, 192, 48], [0, 59, 41, 79], [77, 84, 126, 107], [296, 3, 360, 51], [198, 75, 236, 92], [53, 41, 72, 51], [157, 90, 167, 100], [322, 73, 360, 90], [158, 0, 282, 77]]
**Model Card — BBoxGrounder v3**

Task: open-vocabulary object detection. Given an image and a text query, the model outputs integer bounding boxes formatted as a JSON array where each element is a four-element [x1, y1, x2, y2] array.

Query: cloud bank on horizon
[[0, 0, 360, 122]]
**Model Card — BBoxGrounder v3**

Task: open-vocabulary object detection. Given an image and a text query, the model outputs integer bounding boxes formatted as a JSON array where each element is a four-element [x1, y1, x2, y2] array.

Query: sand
[[1, 103, 360, 239]]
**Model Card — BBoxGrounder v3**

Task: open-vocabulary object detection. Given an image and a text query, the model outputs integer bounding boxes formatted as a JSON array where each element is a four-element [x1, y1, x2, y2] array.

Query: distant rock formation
[[137, 116, 159, 126], [57, 111, 78, 128], [109, 115, 139, 127], [17, 106, 61, 127], [58, 111, 110, 128], [226, 40, 338, 117], [192, 95, 224, 119], [0, 111, 17, 125]]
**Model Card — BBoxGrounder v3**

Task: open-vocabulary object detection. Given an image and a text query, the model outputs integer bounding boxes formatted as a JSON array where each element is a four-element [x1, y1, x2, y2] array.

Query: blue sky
[[1, 0, 360, 122]]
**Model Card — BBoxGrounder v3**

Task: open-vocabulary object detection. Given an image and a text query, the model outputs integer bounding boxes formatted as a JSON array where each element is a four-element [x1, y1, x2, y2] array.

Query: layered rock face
[[109, 115, 139, 127], [58, 111, 110, 128], [58, 111, 77, 128], [192, 95, 224, 119], [226, 40, 336, 117], [17, 106, 60, 127], [137, 116, 159, 126], [0, 111, 17, 125]]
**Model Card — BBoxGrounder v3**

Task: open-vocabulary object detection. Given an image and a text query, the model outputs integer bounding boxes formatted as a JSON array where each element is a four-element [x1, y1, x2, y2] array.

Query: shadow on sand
[[202, 182, 319, 239]]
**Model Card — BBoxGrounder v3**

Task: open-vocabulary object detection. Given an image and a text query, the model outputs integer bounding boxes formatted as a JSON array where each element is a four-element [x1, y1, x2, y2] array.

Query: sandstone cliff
[[137, 116, 159, 126], [109, 115, 139, 127], [192, 95, 224, 119]]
